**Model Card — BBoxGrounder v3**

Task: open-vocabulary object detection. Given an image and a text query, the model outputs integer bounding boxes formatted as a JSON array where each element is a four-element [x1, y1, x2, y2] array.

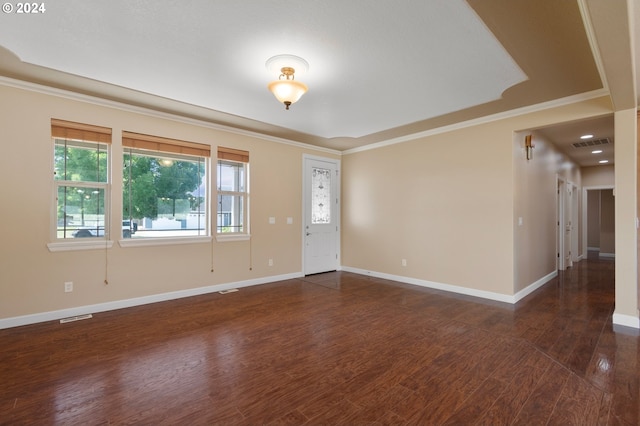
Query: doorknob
[[306, 232, 311, 236]]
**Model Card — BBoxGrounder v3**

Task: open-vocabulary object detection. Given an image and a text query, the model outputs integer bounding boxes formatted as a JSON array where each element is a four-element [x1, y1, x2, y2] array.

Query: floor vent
[[60, 314, 93, 324], [572, 138, 610, 148], [219, 288, 239, 294]]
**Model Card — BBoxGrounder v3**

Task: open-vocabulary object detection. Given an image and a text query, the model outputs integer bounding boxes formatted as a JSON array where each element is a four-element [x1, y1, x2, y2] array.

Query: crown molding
[[0, 76, 341, 156], [343, 89, 610, 155], [0, 75, 610, 157], [576, 0, 609, 94]]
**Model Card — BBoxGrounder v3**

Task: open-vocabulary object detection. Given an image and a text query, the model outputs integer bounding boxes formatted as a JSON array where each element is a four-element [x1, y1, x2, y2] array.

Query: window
[[217, 147, 249, 234], [52, 119, 111, 240], [123, 132, 209, 238]]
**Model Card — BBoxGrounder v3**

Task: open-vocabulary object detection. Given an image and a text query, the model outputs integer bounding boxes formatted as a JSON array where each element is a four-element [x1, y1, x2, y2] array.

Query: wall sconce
[[266, 55, 309, 110], [525, 134, 534, 160]]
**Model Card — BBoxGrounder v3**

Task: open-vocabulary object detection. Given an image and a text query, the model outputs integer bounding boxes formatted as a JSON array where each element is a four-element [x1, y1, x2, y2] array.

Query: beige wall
[[582, 164, 614, 186], [343, 125, 514, 295], [343, 96, 612, 298], [0, 83, 338, 321], [513, 131, 581, 293], [614, 108, 638, 323]]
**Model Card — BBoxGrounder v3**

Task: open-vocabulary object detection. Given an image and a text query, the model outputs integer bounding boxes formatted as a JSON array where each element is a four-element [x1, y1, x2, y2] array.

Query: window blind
[[218, 146, 249, 163], [122, 131, 211, 157], [51, 119, 112, 143]]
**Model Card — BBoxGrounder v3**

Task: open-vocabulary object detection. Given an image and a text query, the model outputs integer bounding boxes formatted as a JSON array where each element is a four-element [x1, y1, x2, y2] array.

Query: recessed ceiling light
[[592, 150, 603, 154], [599, 160, 609, 164], [580, 134, 594, 139]]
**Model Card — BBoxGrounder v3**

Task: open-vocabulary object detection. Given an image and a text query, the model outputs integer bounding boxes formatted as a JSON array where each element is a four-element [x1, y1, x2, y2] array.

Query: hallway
[[1, 256, 637, 424]]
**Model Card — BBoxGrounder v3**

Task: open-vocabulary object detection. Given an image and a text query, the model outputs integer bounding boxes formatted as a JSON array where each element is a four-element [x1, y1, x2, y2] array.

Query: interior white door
[[557, 179, 565, 270], [564, 184, 573, 268], [557, 178, 572, 270], [556, 180, 564, 271], [571, 184, 579, 263], [303, 156, 339, 275]]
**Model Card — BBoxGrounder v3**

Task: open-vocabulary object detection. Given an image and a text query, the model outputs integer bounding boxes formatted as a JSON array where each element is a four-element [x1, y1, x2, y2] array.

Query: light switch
[[269, 217, 276, 224], [518, 217, 523, 226], [286, 217, 293, 224]]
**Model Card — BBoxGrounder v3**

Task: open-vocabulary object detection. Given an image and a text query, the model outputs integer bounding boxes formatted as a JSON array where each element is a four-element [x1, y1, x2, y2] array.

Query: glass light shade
[[268, 79, 308, 105]]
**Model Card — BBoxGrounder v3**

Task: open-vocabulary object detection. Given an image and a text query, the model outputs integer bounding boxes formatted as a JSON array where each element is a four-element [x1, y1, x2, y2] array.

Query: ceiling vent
[[572, 138, 610, 148]]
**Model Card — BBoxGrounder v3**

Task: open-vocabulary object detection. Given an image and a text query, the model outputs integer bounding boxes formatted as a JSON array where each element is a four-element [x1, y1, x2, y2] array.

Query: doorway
[[302, 155, 340, 275], [583, 187, 615, 258]]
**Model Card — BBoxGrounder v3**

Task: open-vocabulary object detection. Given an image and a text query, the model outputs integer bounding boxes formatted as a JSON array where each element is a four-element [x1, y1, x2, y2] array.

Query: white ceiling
[[0, 0, 527, 139], [0, 0, 634, 163]]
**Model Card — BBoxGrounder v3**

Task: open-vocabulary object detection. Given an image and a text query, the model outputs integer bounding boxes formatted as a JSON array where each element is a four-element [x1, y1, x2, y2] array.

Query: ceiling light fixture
[[599, 160, 609, 164], [592, 150, 603, 154], [266, 55, 309, 110], [580, 134, 594, 139]]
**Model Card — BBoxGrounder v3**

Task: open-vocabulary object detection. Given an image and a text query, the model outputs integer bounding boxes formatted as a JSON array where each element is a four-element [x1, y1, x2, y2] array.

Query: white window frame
[[216, 158, 250, 242], [119, 131, 212, 247], [120, 148, 210, 246], [48, 138, 112, 252]]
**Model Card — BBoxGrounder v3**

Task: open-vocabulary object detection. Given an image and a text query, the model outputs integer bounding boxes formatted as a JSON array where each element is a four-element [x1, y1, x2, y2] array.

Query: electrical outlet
[[268, 259, 273, 266], [401, 259, 407, 267], [64, 281, 73, 292]]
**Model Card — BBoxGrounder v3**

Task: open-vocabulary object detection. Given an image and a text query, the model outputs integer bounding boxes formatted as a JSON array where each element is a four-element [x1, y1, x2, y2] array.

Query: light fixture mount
[[280, 67, 295, 78], [266, 55, 309, 110], [525, 134, 534, 160], [266, 54, 309, 75]]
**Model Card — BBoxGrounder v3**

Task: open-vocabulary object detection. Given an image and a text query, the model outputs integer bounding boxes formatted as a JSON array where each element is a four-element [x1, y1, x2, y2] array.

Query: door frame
[[557, 177, 576, 270], [302, 154, 341, 275]]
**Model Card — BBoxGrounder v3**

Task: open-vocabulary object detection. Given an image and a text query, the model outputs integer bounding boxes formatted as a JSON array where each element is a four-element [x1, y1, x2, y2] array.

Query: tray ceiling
[[0, 1, 616, 152]]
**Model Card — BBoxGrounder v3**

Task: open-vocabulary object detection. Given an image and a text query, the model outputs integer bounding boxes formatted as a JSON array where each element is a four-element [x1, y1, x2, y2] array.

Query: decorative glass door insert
[[311, 167, 331, 224]]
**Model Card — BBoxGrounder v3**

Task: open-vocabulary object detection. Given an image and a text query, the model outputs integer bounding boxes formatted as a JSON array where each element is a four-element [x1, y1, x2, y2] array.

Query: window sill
[[47, 240, 114, 252], [118, 236, 212, 248], [216, 233, 251, 243]]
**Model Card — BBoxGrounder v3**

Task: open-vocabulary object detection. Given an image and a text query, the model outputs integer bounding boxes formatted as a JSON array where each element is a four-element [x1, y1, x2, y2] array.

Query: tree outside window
[[122, 132, 209, 238], [52, 120, 111, 240]]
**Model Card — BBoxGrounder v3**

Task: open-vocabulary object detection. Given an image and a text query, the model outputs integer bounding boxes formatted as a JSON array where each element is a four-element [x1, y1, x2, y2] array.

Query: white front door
[[303, 156, 339, 275]]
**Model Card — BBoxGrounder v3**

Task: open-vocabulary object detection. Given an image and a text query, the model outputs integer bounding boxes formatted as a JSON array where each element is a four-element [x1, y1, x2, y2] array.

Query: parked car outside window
[[73, 221, 136, 238]]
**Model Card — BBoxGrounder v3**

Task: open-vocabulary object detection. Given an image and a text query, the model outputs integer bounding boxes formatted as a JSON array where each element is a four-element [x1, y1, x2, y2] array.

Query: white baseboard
[[599, 252, 615, 258], [0, 272, 303, 330], [5, 268, 629, 330], [341, 267, 557, 305], [613, 312, 640, 329], [342, 267, 506, 303], [512, 271, 558, 303]]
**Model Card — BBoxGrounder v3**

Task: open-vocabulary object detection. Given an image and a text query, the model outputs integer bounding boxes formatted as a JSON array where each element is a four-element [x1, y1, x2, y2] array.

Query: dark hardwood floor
[[1, 255, 638, 425]]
